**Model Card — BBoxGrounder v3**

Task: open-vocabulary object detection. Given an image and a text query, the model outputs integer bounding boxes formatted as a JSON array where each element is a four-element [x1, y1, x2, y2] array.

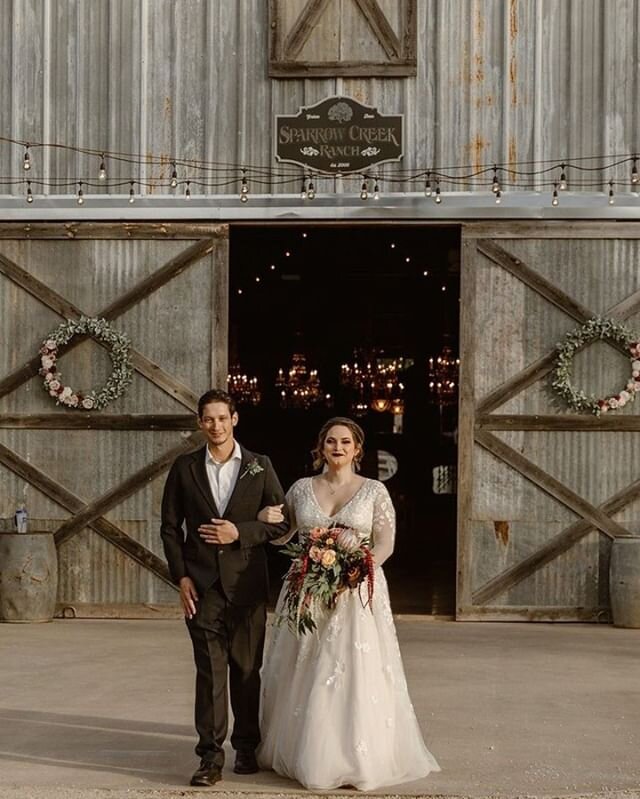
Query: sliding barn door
[[457, 224, 640, 621], [0, 223, 228, 617]]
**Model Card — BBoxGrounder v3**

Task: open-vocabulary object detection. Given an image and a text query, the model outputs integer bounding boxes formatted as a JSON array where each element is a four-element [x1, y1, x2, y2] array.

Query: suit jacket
[[160, 443, 289, 605]]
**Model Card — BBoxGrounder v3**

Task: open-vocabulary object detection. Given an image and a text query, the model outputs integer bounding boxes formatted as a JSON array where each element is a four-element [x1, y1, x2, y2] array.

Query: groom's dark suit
[[161, 443, 288, 767]]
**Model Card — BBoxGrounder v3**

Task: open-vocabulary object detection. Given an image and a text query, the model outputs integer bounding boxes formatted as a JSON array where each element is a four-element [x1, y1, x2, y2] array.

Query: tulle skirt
[[258, 569, 440, 791]]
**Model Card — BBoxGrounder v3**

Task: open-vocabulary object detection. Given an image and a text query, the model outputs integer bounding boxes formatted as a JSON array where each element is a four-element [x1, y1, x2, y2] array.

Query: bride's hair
[[312, 417, 365, 472]]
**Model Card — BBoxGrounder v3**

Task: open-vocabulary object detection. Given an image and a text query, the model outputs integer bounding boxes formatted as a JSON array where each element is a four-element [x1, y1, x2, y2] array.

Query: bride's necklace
[[322, 475, 354, 495]]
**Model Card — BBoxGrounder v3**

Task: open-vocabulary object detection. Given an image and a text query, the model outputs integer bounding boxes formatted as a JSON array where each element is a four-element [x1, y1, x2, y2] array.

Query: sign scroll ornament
[[276, 96, 403, 175]]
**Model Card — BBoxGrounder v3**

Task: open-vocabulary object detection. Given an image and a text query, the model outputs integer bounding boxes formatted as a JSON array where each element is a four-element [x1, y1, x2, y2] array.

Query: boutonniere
[[240, 459, 264, 480]]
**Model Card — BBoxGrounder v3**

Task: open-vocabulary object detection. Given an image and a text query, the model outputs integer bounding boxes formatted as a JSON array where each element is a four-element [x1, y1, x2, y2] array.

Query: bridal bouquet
[[279, 524, 374, 636]]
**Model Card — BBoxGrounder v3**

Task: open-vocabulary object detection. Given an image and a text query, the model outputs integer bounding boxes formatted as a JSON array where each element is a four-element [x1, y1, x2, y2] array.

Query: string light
[[306, 176, 316, 200], [608, 181, 615, 205], [240, 169, 249, 203], [25, 180, 33, 203], [76, 181, 84, 205], [128, 181, 135, 204], [495, 189, 502, 204], [424, 171, 432, 197], [631, 158, 639, 192], [185, 180, 191, 200], [373, 175, 380, 200], [491, 165, 500, 194], [98, 154, 107, 181], [300, 174, 307, 199], [23, 144, 31, 171], [360, 177, 369, 200], [170, 161, 178, 188], [559, 163, 568, 190], [434, 180, 442, 203], [551, 182, 559, 206]]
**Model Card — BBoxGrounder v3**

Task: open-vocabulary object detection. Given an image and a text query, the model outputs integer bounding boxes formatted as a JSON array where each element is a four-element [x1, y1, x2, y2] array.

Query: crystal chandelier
[[276, 352, 329, 409], [227, 364, 261, 406], [341, 351, 406, 415], [428, 345, 460, 406]]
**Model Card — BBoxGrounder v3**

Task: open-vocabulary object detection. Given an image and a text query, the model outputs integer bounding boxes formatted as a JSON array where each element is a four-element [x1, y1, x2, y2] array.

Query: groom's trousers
[[186, 581, 266, 766]]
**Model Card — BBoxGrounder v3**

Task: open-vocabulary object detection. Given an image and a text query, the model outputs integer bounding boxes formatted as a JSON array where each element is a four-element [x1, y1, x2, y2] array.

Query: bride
[[256, 417, 440, 791]]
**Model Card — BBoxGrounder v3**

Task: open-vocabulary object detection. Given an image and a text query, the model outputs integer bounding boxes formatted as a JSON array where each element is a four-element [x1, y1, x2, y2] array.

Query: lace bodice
[[281, 477, 396, 567]]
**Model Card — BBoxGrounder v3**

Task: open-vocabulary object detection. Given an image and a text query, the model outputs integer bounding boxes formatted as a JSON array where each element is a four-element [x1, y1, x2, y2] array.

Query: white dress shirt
[[205, 440, 242, 515]]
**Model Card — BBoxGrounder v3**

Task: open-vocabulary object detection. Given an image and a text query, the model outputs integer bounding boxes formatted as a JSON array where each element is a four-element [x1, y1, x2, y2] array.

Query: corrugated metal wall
[[1, 0, 638, 196]]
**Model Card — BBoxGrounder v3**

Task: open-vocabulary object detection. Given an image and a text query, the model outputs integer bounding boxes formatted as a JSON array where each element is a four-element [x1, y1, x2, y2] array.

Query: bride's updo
[[312, 416, 365, 472]]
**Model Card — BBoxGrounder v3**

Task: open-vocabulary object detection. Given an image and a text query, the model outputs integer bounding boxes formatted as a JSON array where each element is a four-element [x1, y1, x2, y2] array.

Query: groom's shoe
[[233, 749, 259, 775], [190, 759, 222, 786]]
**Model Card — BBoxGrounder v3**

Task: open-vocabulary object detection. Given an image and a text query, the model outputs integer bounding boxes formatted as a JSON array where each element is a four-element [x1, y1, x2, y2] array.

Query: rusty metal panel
[[1, 1, 639, 198], [461, 232, 640, 620]]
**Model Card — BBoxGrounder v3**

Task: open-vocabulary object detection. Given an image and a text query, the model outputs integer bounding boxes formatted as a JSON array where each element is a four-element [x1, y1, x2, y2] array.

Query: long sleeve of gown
[[370, 482, 395, 567]]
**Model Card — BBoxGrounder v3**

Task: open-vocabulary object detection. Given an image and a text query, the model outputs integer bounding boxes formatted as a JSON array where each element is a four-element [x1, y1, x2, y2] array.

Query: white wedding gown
[[258, 477, 440, 791]]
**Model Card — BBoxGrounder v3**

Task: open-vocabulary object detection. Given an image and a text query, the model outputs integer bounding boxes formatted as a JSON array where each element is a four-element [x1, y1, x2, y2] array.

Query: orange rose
[[321, 549, 337, 567]]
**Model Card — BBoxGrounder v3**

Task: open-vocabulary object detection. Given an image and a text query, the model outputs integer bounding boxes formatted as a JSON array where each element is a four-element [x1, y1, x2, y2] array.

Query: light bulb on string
[[129, 181, 135, 204], [300, 174, 307, 200], [373, 174, 380, 200], [631, 158, 639, 192], [185, 180, 191, 200], [424, 171, 432, 197], [306, 177, 316, 200], [170, 161, 178, 188], [240, 169, 249, 202], [551, 182, 559, 206], [360, 177, 369, 200], [23, 144, 31, 171], [608, 180, 615, 205], [495, 189, 502, 204], [559, 163, 567, 190], [491, 165, 500, 194], [76, 181, 84, 205], [25, 180, 33, 204], [98, 154, 107, 181], [434, 180, 442, 203]]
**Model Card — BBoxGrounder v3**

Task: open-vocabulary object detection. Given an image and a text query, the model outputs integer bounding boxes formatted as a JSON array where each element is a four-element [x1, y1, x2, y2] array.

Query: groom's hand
[[198, 519, 240, 545], [179, 576, 198, 619]]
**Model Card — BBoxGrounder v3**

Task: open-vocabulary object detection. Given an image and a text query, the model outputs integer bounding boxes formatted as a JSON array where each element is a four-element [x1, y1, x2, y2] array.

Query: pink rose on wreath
[[41, 356, 55, 369], [45, 339, 56, 350], [321, 549, 337, 568], [609, 398, 620, 409], [308, 545, 322, 563], [81, 397, 95, 410], [60, 386, 72, 400], [44, 372, 53, 383], [49, 379, 61, 392]]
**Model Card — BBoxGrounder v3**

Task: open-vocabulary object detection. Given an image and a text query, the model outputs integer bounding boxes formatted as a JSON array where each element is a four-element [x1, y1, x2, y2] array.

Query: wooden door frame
[[457, 222, 640, 621]]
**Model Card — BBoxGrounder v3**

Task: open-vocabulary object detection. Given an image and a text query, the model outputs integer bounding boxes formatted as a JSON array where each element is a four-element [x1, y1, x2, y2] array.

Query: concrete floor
[[0, 618, 639, 799]]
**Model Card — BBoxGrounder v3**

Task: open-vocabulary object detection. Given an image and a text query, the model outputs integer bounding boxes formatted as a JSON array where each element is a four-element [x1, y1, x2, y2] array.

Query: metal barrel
[[0, 532, 58, 622]]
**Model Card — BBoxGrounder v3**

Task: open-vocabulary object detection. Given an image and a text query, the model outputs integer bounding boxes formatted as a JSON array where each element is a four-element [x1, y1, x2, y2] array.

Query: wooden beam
[[268, 60, 417, 77], [54, 433, 204, 545], [472, 474, 640, 605], [283, 0, 332, 59], [477, 414, 640, 431], [0, 222, 227, 240], [353, 0, 402, 59], [474, 429, 633, 540], [477, 240, 594, 325], [0, 414, 195, 430], [463, 222, 640, 239], [0, 442, 178, 587]]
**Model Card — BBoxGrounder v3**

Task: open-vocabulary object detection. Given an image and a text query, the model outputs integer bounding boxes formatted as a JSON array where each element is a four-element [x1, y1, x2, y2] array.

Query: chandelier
[[341, 351, 407, 415], [276, 353, 329, 409], [428, 345, 460, 406], [227, 364, 261, 406]]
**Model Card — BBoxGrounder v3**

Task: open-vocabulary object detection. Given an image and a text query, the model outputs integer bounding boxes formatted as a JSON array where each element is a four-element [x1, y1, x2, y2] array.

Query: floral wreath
[[39, 316, 133, 410], [551, 317, 640, 416]]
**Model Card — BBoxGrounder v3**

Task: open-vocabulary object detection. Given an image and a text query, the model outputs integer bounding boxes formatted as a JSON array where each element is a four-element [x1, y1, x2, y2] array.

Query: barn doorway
[[229, 225, 460, 615]]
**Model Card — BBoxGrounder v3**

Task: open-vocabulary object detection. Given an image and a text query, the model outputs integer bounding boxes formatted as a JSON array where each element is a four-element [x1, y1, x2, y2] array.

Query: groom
[[160, 389, 288, 786]]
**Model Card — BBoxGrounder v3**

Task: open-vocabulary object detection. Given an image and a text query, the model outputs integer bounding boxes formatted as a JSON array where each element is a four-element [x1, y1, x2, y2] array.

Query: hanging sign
[[276, 96, 403, 175]]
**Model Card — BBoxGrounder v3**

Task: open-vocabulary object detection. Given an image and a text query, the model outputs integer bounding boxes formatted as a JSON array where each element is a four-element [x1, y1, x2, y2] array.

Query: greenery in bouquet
[[279, 524, 374, 637]]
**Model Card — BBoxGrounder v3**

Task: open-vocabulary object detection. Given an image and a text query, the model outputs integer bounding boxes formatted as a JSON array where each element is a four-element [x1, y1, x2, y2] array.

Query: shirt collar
[[205, 440, 242, 466]]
